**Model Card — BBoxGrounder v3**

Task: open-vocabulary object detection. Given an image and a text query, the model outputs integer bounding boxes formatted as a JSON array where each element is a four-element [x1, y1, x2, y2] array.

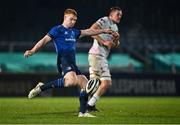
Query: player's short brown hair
[[108, 6, 122, 15], [64, 8, 77, 16]]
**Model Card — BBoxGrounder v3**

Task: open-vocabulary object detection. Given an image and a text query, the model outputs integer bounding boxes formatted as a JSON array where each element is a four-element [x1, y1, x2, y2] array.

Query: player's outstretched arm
[[24, 35, 52, 58], [90, 23, 116, 49], [80, 28, 112, 38]]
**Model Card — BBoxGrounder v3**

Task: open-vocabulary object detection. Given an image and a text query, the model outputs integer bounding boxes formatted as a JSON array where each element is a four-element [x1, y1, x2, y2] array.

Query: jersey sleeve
[[47, 26, 58, 39], [96, 17, 107, 29], [73, 29, 81, 39]]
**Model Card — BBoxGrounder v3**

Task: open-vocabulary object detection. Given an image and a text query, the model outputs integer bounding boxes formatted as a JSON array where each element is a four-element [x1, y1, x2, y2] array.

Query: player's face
[[110, 10, 122, 24], [64, 14, 77, 28]]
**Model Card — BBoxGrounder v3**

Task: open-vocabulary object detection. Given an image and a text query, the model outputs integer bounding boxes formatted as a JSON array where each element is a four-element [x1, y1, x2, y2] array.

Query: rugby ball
[[85, 78, 101, 95]]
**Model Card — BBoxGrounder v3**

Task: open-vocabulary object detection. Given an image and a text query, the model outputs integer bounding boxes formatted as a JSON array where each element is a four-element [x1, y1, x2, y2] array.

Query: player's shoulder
[[48, 25, 63, 38], [51, 25, 65, 33], [51, 25, 63, 30], [97, 16, 109, 23], [96, 16, 109, 28]]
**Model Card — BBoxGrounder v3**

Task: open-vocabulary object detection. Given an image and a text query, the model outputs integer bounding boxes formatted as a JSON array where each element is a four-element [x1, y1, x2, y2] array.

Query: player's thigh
[[64, 71, 78, 87], [100, 58, 112, 82], [88, 54, 102, 78]]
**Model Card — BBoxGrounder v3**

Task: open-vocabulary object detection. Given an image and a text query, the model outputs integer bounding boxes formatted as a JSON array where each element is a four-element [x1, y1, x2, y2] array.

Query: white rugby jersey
[[89, 16, 119, 57]]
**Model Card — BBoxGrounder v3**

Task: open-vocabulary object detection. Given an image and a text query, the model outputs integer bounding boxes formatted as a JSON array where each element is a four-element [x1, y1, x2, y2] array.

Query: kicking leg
[[76, 75, 96, 117], [28, 71, 78, 98]]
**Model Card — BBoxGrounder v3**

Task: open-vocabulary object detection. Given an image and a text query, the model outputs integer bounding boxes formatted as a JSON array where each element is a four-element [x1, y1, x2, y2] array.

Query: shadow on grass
[[25, 110, 78, 117]]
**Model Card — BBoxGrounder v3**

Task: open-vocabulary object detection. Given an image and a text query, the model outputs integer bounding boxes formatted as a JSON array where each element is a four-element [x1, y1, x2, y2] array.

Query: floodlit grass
[[0, 97, 180, 124]]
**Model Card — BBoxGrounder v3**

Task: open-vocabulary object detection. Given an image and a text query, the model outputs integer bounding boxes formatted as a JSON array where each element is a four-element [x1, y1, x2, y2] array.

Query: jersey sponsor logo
[[65, 31, 76, 42], [65, 38, 76, 42]]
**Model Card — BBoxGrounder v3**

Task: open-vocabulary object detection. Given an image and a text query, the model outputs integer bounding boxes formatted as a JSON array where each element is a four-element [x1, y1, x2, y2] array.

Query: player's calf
[[96, 80, 111, 96], [77, 75, 88, 89], [87, 80, 111, 112]]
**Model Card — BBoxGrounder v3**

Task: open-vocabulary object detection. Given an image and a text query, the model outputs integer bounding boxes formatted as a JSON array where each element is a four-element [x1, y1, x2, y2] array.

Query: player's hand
[[111, 32, 120, 48], [103, 29, 113, 34], [24, 50, 35, 58], [112, 31, 120, 38], [112, 40, 120, 48], [103, 40, 116, 49]]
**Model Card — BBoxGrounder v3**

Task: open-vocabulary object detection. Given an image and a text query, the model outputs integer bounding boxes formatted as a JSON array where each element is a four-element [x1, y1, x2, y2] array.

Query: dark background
[[0, 0, 179, 41]]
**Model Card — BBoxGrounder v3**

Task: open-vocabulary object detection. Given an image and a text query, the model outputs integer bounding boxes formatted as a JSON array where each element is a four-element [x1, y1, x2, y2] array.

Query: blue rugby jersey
[[48, 25, 81, 62]]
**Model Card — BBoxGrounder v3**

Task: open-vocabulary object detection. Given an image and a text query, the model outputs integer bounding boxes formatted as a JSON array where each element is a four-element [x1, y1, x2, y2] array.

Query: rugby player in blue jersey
[[24, 8, 112, 117]]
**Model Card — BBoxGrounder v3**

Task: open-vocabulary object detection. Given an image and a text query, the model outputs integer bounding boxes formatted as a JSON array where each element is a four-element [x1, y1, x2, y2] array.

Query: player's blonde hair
[[64, 8, 77, 17]]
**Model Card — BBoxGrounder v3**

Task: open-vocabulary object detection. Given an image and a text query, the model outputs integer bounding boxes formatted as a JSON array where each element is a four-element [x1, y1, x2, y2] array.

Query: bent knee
[[64, 76, 78, 87]]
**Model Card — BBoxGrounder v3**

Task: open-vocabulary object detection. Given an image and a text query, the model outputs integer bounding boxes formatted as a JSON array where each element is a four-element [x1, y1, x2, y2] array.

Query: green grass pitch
[[0, 97, 180, 124]]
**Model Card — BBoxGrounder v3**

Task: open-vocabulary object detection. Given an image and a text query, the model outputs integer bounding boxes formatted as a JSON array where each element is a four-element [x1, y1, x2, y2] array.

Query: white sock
[[88, 94, 100, 106]]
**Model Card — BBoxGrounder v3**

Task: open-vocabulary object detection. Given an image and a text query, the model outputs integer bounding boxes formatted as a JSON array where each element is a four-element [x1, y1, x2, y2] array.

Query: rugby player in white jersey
[[87, 7, 123, 111]]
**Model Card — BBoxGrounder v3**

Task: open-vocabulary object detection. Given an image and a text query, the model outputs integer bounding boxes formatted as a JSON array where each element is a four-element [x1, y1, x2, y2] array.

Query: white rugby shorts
[[88, 54, 111, 81]]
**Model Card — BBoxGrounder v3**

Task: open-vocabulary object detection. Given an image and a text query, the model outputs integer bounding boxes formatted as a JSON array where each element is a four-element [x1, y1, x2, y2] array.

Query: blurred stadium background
[[0, 0, 180, 96]]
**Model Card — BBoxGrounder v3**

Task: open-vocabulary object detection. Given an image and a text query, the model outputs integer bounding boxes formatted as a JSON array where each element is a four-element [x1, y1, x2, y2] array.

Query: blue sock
[[79, 90, 88, 113], [40, 78, 64, 91]]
